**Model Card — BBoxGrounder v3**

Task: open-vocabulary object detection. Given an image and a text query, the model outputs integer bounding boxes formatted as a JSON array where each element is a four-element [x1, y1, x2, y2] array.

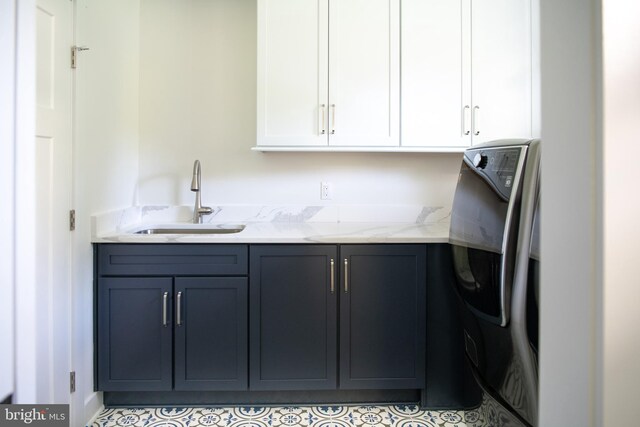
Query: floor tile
[[89, 405, 484, 427]]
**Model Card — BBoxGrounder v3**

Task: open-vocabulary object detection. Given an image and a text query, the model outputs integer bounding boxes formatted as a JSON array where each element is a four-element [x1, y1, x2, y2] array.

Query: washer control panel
[[464, 147, 523, 200]]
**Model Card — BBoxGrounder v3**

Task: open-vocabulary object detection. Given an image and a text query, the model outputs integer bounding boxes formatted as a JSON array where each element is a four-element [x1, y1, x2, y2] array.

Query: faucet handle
[[198, 206, 213, 216], [194, 206, 213, 224]]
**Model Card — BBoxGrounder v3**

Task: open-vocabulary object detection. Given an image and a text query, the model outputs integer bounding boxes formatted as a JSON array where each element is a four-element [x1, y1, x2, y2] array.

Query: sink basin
[[133, 224, 246, 235]]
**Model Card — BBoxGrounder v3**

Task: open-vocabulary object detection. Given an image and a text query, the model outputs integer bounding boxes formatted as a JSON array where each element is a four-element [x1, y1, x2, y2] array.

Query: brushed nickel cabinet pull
[[463, 105, 471, 135], [344, 259, 349, 293], [176, 291, 182, 326], [320, 104, 326, 135], [162, 292, 168, 327], [331, 104, 336, 134], [473, 106, 480, 136], [330, 259, 335, 294]]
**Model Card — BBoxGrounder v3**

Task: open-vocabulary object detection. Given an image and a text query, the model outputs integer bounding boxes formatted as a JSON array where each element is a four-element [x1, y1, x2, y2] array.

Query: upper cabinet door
[[257, 0, 329, 147], [471, 0, 532, 144], [401, 0, 470, 148], [328, 0, 400, 147]]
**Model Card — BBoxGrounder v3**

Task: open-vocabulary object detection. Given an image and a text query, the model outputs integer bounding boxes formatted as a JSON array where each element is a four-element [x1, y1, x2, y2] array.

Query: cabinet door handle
[[344, 259, 349, 293], [330, 259, 335, 294], [320, 104, 326, 135], [463, 105, 471, 135], [176, 291, 182, 326], [473, 106, 480, 136], [162, 292, 168, 327], [330, 104, 336, 134]]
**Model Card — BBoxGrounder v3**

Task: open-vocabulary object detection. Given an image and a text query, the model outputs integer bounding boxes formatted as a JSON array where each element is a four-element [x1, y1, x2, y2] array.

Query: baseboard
[[104, 389, 421, 407], [83, 392, 104, 427]]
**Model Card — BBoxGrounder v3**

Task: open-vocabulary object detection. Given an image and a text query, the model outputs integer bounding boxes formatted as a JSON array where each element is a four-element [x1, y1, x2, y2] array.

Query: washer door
[[450, 146, 526, 326]]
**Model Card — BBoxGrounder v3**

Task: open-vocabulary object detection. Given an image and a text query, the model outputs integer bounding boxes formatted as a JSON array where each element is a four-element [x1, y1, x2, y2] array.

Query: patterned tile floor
[[89, 405, 485, 427]]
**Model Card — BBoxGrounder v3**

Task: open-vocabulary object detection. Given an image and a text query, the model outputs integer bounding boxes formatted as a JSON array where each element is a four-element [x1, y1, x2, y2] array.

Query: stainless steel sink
[[133, 225, 246, 235]]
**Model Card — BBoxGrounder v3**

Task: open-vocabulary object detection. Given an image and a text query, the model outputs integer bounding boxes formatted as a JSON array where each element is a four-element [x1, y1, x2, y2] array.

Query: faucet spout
[[190, 160, 213, 224], [191, 160, 201, 192]]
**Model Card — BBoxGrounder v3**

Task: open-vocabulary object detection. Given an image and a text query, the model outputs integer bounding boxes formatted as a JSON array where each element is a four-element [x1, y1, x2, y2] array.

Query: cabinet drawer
[[97, 244, 248, 276]]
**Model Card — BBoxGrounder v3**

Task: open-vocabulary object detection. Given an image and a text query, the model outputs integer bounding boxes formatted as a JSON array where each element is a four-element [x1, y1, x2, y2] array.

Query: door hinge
[[69, 371, 76, 393], [71, 45, 89, 69], [69, 209, 76, 231], [71, 47, 77, 69]]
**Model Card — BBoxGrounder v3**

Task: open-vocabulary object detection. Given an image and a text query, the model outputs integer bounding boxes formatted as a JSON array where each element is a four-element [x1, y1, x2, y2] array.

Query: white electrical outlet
[[321, 182, 332, 200]]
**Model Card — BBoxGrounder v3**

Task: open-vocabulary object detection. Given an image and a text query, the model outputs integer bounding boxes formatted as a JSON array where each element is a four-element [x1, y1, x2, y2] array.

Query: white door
[[471, 0, 532, 144], [0, 0, 17, 404], [35, 0, 73, 405], [328, 0, 399, 147], [257, 0, 329, 147], [401, 0, 470, 148]]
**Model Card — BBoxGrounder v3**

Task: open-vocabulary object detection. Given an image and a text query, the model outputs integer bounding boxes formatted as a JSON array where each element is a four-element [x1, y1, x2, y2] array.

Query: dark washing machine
[[450, 139, 540, 427]]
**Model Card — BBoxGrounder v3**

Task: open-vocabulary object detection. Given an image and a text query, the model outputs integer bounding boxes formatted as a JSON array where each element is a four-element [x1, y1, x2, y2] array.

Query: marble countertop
[[93, 221, 449, 244], [91, 205, 451, 244]]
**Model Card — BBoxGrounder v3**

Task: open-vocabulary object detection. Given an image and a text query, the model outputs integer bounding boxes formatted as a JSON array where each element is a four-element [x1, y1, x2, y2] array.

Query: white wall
[[75, 0, 140, 212], [539, 0, 601, 425], [138, 0, 462, 211], [601, 0, 640, 424], [74, 0, 140, 423], [541, 1, 640, 426]]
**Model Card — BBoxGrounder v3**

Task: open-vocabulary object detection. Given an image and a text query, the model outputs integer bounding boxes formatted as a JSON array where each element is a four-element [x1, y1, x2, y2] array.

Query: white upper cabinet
[[471, 0, 532, 144], [256, 0, 399, 149], [401, 0, 468, 148], [401, 0, 532, 149], [256, 0, 329, 147], [328, 0, 399, 147], [257, 0, 532, 151]]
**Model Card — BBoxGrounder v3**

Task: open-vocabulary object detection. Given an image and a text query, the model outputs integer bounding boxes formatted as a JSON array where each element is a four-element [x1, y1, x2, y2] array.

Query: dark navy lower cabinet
[[249, 245, 338, 390], [340, 245, 427, 389], [97, 277, 174, 391], [96, 243, 435, 400], [249, 244, 427, 391], [95, 244, 249, 392], [174, 277, 248, 391]]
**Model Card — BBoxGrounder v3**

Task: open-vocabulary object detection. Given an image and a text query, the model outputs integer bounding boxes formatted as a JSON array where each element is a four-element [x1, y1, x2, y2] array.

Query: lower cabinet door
[[250, 245, 338, 390], [97, 277, 173, 391], [174, 277, 248, 390], [340, 245, 427, 389]]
